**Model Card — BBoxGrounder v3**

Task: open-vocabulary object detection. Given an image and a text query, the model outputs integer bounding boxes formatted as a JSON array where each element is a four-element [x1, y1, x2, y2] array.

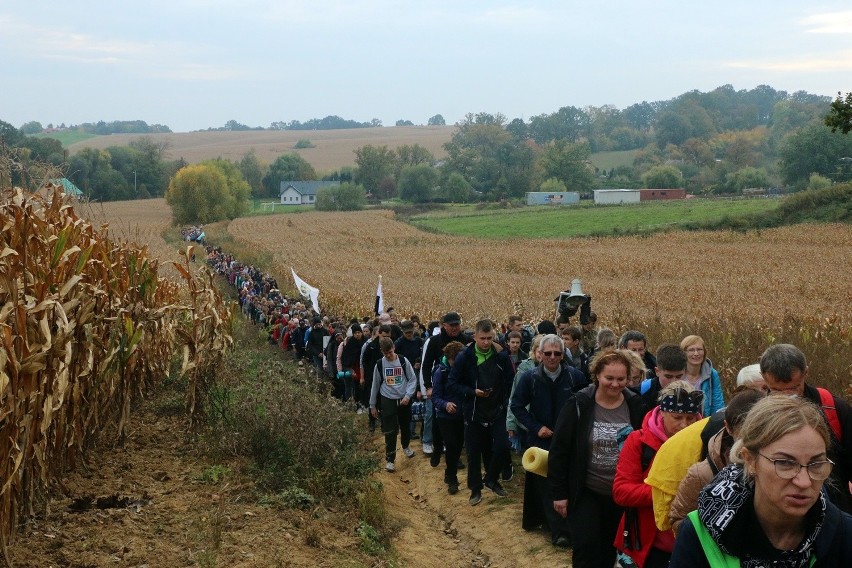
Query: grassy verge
[[32, 130, 98, 146]]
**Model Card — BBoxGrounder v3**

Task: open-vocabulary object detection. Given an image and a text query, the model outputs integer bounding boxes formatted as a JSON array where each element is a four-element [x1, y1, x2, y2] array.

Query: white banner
[[291, 267, 320, 312], [375, 275, 383, 316]]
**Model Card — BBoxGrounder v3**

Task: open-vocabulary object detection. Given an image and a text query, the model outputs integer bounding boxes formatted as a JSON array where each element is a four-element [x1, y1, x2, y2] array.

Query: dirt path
[[382, 434, 572, 568]]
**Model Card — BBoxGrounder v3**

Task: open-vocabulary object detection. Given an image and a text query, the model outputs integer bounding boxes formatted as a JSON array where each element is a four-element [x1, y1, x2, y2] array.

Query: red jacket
[[612, 408, 674, 568]]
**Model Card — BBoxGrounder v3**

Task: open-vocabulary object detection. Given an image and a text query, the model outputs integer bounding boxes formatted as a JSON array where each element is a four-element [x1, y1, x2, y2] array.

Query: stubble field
[[67, 126, 455, 173]]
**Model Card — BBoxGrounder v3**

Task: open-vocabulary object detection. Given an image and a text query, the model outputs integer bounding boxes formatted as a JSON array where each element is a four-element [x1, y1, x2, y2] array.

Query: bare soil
[[5, 392, 573, 568]]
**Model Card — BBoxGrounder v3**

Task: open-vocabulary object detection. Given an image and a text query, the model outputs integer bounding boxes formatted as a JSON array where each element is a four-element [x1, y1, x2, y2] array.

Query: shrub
[[294, 139, 314, 149]]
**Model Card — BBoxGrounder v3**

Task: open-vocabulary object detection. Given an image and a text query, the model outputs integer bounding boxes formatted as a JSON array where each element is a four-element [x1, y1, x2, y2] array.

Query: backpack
[[817, 387, 843, 443]]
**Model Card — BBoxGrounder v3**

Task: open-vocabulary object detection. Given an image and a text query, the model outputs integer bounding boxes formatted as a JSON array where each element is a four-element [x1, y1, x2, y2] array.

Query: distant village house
[[279, 181, 340, 205]]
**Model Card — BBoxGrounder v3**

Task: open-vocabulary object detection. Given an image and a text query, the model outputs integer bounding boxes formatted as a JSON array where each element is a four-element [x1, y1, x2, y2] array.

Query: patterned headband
[[659, 389, 704, 414]]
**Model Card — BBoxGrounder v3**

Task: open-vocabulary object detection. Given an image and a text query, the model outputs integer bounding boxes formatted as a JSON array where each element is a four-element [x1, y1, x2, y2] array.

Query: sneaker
[[385, 462, 395, 472], [422, 443, 434, 455], [554, 535, 572, 549], [469, 490, 482, 506], [485, 481, 507, 497], [403, 447, 415, 458], [430, 454, 440, 468], [501, 463, 514, 482], [447, 482, 459, 495], [356, 406, 365, 415]]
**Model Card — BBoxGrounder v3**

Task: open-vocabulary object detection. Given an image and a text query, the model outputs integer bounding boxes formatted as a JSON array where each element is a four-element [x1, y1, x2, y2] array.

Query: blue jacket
[[432, 361, 463, 421], [448, 343, 514, 423], [697, 360, 725, 416], [510, 362, 589, 450]]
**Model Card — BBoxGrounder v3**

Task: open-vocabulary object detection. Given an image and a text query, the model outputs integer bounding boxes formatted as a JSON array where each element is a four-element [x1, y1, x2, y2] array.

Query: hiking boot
[[422, 443, 434, 455], [385, 462, 395, 472], [469, 490, 482, 506], [501, 463, 514, 482], [403, 447, 415, 458], [447, 482, 459, 495], [485, 481, 507, 497]]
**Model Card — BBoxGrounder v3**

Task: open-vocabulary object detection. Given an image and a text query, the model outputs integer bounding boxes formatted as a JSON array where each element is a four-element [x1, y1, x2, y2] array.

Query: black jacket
[[421, 328, 472, 389], [804, 383, 852, 513], [548, 384, 645, 503], [447, 343, 514, 423]]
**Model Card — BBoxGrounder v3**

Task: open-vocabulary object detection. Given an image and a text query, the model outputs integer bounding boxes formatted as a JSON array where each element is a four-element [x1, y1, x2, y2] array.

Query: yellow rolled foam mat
[[522, 446, 549, 477]]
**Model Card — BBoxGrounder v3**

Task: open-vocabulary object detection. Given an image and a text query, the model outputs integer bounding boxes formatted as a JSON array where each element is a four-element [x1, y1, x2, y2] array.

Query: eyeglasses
[[541, 351, 563, 358], [758, 453, 834, 481]]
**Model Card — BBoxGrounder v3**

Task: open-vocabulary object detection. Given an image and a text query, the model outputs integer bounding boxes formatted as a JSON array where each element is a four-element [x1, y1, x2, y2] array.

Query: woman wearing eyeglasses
[[680, 335, 725, 416], [670, 395, 852, 567], [613, 381, 704, 568], [548, 350, 646, 568]]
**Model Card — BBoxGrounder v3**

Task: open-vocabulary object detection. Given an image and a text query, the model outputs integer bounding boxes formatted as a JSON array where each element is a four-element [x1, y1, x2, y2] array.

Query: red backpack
[[817, 387, 843, 443]]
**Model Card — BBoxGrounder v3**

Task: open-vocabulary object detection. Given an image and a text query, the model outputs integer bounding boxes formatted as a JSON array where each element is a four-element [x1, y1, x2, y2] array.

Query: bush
[[315, 182, 366, 211], [294, 139, 314, 149]]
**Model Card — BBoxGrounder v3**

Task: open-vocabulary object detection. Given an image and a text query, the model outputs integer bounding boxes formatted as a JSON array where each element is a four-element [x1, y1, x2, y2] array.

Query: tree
[[725, 167, 769, 193], [354, 145, 397, 197], [395, 119, 415, 126], [506, 118, 529, 140], [642, 165, 683, 188], [205, 159, 251, 218], [166, 162, 249, 224], [315, 182, 366, 211], [540, 177, 568, 193], [539, 140, 596, 193], [239, 149, 265, 197], [396, 144, 434, 174], [398, 164, 438, 203], [807, 173, 832, 191], [779, 123, 852, 189], [439, 172, 472, 203], [825, 92, 852, 135], [262, 153, 317, 197], [427, 114, 446, 126], [20, 121, 43, 135], [0, 120, 24, 147]]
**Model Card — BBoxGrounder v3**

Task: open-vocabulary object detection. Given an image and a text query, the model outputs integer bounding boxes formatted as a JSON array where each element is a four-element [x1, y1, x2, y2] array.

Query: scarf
[[697, 464, 825, 568]]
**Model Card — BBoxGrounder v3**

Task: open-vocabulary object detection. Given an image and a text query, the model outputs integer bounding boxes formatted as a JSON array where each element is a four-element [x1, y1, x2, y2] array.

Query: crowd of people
[[203, 243, 852, 568]]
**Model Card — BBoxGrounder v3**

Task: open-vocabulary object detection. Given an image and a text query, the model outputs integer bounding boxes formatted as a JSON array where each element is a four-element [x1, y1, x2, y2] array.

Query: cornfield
[[0, 187, 231, 565], [224, 209, 852, 395]]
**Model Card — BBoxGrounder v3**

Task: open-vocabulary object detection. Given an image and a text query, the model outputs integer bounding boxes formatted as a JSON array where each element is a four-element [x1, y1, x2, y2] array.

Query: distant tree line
[[18, 119, 171, 135]]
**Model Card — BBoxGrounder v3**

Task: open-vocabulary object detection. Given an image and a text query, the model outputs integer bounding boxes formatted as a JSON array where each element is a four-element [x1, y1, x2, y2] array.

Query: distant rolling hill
[[67, 126, 456, 174]]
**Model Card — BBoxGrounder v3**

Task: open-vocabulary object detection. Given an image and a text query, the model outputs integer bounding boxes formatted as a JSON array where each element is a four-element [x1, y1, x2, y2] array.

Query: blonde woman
[[680, 335, 724, 416]]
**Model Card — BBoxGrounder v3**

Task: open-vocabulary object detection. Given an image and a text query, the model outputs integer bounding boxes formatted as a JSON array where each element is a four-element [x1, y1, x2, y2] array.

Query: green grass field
[[409, 198, 781, 239], [33, 131, 99, 146]]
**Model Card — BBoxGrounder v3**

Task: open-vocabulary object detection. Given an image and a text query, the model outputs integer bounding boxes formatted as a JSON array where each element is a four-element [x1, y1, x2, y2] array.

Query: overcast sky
[[2, 1, 851, 133]]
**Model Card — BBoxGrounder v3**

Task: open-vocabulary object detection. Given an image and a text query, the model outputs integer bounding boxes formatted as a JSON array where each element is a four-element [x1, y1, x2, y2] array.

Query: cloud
[[802, 10, 852, 34]]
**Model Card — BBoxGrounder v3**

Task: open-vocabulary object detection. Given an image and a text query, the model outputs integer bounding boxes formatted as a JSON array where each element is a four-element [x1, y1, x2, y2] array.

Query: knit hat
[[351, 324, 362, 335]]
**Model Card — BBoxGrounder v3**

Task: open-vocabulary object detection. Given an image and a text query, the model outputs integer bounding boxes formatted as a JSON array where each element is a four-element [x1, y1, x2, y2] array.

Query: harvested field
[[78, 197, 183, 279], [67, 126, 455, 173]]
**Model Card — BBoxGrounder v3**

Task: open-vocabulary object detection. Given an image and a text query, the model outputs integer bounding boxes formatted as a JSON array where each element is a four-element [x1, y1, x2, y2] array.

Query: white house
[[593, 189, 641, 205], [279, 181, 341, 205]]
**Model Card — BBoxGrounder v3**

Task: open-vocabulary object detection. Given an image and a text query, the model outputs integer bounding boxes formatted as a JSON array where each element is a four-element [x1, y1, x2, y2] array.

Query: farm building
[[279, 181, 340, 205], [639, 188, 686, 201], [525, 192, 580, 206], [593, 189, 640, 205]]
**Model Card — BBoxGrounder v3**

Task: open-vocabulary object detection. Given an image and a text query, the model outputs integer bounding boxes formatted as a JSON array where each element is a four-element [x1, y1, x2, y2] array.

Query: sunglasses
[[541, 351, 563, 358]]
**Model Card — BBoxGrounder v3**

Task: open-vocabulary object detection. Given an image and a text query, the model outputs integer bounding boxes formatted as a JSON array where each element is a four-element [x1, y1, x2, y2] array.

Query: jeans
[[422, 399, 434, 445]]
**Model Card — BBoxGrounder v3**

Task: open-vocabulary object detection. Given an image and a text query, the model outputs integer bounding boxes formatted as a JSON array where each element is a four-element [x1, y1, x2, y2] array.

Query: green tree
[[427, 114, 446, 126], [396, 144, 434, 176], [262, 153, 317, 197], [20, 121, 43, 135], [0, 120, 24, 147], [354, 145, 397, 197], [395, 119, 415, 126], [205, 159, 251, 217], [825, 92, 852, 135], [779, 123, 852, 189], [725, 167, 769, 193], [166, 162, 248, 224], [315, 182, 366, 211], [807, 173, 833, 191], [238, 149, 265, 197], [439, 172, 473, 203], [539, 140, 596, 193], [540, 177, 568, 193], [642, 164, 684, 188], [398, 164, 438, 203]]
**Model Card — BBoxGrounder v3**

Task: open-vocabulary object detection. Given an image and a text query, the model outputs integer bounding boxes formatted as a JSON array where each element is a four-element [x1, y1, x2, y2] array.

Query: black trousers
[[436, 417, 464, 484], [464, 416, 509, 491], [379, 395, 411, 462], [568, 489, 623, 568]]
